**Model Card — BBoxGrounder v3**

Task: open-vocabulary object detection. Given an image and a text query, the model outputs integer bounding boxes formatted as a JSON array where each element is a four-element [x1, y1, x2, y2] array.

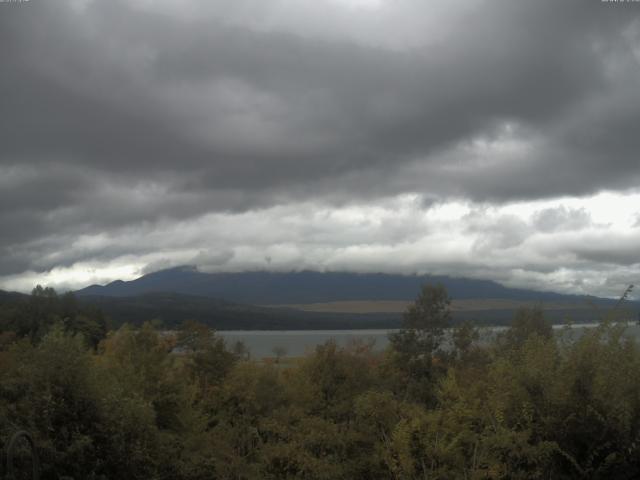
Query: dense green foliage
[[0, 285, 640, 479], [0, 286, 107, 348]]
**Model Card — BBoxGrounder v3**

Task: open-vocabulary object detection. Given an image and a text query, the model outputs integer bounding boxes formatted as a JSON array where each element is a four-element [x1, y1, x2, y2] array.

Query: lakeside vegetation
[[1, 285, 640, 479]]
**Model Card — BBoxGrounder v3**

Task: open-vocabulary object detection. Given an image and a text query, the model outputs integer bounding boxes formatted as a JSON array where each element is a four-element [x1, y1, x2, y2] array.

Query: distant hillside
[[1, 285, 633, 330], [0, 290, 28, 306], [76, 267, 608, 306], [75, 292, 628, 330], [274, 299, 596, 314], [0, 287, 398, 331], [78, 292, 401, 330], [0, 290, 26, 299]]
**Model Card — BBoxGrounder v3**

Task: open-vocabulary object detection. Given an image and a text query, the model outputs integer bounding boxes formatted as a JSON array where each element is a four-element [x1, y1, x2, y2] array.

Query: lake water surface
[[218, 322, 640, 358]]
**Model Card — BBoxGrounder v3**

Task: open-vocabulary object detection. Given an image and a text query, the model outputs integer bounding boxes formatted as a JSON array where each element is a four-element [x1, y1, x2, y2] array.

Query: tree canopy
[[0, 285, 639, 479]]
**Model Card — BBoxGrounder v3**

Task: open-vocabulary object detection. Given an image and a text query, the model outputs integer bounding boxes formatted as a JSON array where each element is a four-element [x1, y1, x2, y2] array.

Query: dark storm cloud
[[3, 1, 638, 187], [572, 234, 640, 266], [1, 0, 640, 289]]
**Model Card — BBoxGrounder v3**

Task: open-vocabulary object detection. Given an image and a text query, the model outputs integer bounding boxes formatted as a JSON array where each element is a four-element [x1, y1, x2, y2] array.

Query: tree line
[[0, 285, 639, 479]]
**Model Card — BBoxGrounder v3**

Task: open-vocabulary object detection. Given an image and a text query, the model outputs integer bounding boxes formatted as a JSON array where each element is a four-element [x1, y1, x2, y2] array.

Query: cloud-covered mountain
[[2, 0, 640, 298], [76, 267, 608, 306]]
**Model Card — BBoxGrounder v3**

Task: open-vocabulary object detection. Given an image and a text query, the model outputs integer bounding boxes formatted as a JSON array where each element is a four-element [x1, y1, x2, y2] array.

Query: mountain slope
[[77, 267, 610, 305]]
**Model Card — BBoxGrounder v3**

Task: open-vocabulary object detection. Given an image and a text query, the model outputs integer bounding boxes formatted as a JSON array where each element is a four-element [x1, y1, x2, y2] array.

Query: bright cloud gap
[[2, 191, 639, 299]]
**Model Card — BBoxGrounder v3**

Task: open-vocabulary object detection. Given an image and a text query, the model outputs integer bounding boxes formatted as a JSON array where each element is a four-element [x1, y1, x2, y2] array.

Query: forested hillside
[[79, 292, 401, 330], [0, 285, 639, 479]]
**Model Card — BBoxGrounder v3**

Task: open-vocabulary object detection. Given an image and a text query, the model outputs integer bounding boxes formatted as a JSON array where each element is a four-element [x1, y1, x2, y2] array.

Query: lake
[[218, 322, 640, 358]]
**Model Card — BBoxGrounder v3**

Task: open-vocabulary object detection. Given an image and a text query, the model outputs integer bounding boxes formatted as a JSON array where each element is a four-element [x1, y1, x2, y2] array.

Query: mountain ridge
[[76, 266, 616, 306]]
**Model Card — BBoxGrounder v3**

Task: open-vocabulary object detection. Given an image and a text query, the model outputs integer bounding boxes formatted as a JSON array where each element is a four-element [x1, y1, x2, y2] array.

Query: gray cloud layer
[[2, 0, 640, 295]]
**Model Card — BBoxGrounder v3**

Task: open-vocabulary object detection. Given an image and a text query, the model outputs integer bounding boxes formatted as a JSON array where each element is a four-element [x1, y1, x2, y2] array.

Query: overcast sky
[[2, 0, 640, 297]]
